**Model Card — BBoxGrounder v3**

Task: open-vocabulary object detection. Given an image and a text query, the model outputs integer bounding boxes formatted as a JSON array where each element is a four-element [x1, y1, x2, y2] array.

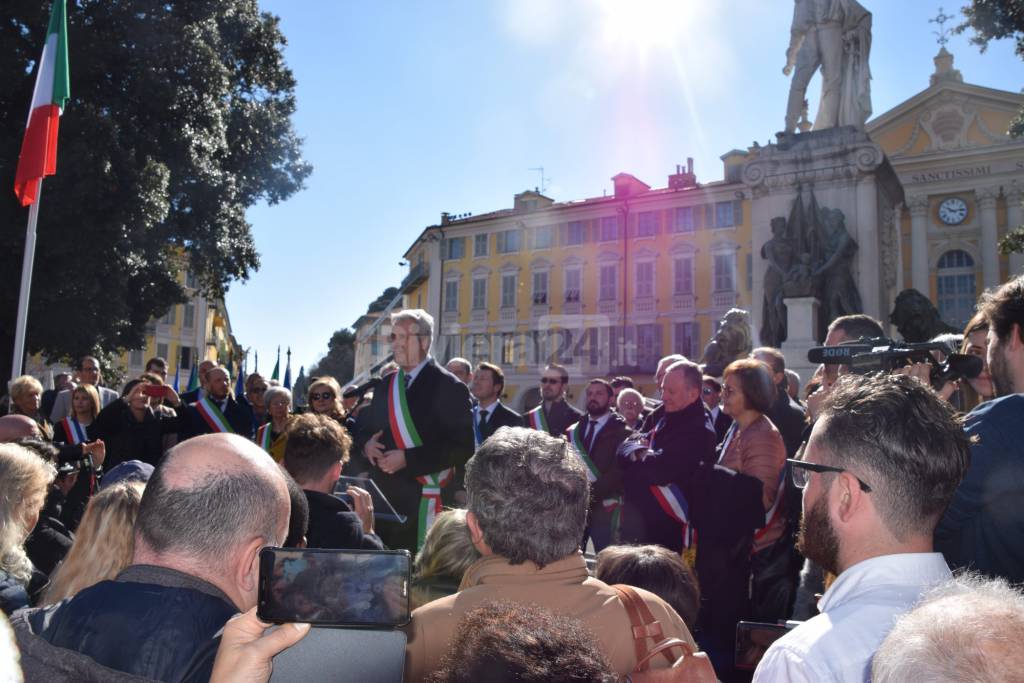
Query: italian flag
[[14, 0, 70, 207]]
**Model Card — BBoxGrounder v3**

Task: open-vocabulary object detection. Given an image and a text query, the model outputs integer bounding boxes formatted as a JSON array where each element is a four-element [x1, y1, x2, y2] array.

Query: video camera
[[807, 336, 983, 391]]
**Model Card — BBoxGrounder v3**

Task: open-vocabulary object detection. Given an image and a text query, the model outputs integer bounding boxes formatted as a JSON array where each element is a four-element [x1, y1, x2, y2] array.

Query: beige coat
[[719, 414, 787, 553], [403, 552, 695, 682]]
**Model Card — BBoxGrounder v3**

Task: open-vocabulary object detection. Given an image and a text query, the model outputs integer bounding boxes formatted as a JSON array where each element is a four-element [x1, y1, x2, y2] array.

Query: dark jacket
[[525, 398, 584, 438], [92, 400, 178, 469], [180, 395, 255, 441], [764, 385, 806, 458], [618, 399, 717, 552], [51, 421, 98, 531], [477, 401, 523, 443], [305, 489, 385, 551], [570, 412, 631, 508], [355, 358, 474, 551], [0, 569, 29, 616], [14, 564, 237, 683], [711, 408, 733, 445], [936, 394, 1024, 583], [25, 487, 73, 578]]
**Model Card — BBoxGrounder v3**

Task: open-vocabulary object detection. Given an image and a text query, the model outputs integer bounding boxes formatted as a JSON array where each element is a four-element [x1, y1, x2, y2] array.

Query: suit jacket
[[304, 490, 385, 551], [49, 387, 119, 423], [476, 401, 523, 443], [765, 386, 806, 458], [526, 398, 583, 438], [569, 412, 631, 509], [355, 359, 474, 550], [178, 388, 202, 406], [180, 395, 255, 440], [712, 408, 733, 445]]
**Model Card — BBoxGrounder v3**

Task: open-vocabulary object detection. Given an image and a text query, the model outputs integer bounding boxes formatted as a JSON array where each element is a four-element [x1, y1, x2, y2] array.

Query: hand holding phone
[[142, 384, 168, 398]]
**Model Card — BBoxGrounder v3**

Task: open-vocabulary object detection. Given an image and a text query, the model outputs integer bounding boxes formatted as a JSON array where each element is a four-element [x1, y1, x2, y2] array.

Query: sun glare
[[598, 0, 696, 56]]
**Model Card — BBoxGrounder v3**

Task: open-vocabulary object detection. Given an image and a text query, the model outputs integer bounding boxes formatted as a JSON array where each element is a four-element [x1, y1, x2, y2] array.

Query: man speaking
[[356, 309, 474, 552]]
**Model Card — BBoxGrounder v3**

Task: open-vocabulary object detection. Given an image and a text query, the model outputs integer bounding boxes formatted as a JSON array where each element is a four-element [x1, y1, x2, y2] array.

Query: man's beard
[[587, 401, 607, 416], [989, 344, 1016, 398], [796, 494, 841, 577]]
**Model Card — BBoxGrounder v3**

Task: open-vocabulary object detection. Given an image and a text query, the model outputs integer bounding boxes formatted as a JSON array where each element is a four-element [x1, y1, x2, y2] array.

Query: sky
[[227, 0, 1023, 376]]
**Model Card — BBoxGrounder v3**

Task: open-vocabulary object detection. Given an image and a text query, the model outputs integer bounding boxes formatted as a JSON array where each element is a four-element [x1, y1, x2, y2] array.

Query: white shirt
[[404, 356, 431, 388], [476, 401, 501, 425], [583, 410, 613, 442], [753, 553, 951, 683]]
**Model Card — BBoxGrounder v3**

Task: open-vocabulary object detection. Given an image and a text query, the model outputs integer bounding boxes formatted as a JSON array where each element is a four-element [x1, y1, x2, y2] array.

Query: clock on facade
[[938, 197, 968, 225]]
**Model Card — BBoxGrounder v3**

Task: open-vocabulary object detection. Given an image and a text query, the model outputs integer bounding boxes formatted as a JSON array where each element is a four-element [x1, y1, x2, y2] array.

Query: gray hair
[[616, 388, 643, 408], [657, 354, 686, 374], [465, 427, 588, 568], [392, 309, 434, 347], [446, 357, 472, 375], [873, 573, 1024, 682], [263, 386, 292, 410], [665, 359, 703, 391]]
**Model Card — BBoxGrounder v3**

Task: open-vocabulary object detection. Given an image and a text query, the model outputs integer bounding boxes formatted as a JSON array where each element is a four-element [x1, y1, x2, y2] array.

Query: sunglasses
[[540, 378, 562, 385], [310, 392, 335, 401], [702, 387, 717, 395]]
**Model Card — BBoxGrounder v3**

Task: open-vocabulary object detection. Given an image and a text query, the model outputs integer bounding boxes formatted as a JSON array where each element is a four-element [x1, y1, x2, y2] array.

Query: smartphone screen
[[258, 547, 411, 627], [735, 621, 790, 671], [142, 384, 166, 398]]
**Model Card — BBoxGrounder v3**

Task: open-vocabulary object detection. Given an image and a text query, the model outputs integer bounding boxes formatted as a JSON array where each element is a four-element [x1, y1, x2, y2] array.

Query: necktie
[[585, 419, 597, 452], [405, 374, 411, 388]]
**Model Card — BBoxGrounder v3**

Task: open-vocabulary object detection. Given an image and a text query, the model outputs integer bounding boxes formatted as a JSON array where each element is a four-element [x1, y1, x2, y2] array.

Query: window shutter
[[733, 200, 744, 225], [705, 205, 715, 229]]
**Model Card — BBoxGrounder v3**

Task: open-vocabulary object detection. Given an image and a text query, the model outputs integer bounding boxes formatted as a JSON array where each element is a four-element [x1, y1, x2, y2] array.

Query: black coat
[[765, 386, 806, 458], [355, 359, 474, 552], [477, 401, 523, 443], [304, 490, 385, 551], [619, 399, 717, 552], [525, 398, 584, 438], [92, 400, 177, 469], [180, 395, 255, 441], [569, 412, 631, 510], [712, 409, 733, 445], [25, 488, 73, 579]]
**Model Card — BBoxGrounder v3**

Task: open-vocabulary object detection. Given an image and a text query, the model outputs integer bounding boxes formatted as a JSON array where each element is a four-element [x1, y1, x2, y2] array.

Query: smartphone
[[735, 621, 791, 671], [258, 547, 411, 627], [142, 384, 167, 398]]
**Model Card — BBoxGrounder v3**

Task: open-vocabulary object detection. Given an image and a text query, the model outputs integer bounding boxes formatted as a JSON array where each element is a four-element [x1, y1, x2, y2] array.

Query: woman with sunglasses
[[307, 377, 346, 423]]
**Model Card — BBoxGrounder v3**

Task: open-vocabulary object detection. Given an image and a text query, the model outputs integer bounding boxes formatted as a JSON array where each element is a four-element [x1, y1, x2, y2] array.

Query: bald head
[[0, 414, 40, 442], [133, 434, 289, 608]]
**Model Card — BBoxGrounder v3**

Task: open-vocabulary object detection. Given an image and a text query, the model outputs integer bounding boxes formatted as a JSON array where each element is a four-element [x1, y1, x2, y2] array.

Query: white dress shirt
[[753, 552, 952, 683], [404, 356, 431, 388]]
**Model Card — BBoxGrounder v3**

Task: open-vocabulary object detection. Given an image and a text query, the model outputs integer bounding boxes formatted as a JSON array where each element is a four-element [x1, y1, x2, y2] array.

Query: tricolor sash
[[416, 469, 453, 549], [567, 422, 600, 483], [526, 406, 548, 433], [472, 405, 484, 449], [195, 397, 235, 433], [602, 496, 623, 540], [388, 370, 423, 450], [650, 482, 695, 549], [60, 417, 87, 445], [256, 423, 273, 452], [753, 468, 788, 544]]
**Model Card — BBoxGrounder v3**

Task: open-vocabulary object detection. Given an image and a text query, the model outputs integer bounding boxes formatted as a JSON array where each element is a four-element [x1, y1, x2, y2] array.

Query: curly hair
[[0, 444, 56, 584]]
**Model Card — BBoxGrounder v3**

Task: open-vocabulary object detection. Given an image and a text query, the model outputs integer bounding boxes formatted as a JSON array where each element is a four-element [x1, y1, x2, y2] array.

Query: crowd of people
[[1, 272, 1024, 681]]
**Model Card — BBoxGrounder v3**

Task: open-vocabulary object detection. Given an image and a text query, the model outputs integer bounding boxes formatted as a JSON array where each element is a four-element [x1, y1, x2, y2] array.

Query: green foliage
[[0, 0, 311, 378], [308, 329, 356, 387], [957, 0, 1024, 137]]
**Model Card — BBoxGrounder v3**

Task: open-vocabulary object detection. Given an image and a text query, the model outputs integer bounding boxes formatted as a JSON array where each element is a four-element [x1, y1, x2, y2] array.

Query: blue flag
[[284, 348, 292, 390], [235, 359, 246, 398]]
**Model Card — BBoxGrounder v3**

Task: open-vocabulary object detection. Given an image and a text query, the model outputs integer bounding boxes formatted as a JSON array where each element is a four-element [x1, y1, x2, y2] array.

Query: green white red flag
[[14, 0, 70, 207]]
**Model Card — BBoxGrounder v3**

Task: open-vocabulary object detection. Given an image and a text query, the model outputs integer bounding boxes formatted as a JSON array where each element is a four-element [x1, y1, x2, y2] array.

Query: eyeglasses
[[389, 333, 429, 342], [788, 446, 873, 493], [310, 392, 335, 401], [540, 378, 562, 385], [721, 385, 738, 398], [702, 387, 717, 396]]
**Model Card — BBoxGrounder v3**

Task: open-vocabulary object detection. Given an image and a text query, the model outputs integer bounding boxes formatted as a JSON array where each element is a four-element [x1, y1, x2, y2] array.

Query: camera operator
[[806, 315, 884, 422]]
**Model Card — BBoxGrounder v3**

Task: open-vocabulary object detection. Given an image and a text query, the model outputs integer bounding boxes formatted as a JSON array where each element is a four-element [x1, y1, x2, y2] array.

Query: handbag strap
[[635, 637, 695, 672], [611, 584, 677, 671]]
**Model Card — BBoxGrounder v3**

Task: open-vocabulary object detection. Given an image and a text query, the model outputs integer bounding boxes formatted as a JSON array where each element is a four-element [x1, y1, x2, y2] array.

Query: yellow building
[[402, 158, 752, 411]]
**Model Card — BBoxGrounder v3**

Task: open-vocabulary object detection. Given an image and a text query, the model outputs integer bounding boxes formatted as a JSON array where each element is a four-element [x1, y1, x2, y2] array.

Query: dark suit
[[178, 388, 202, 405], [304, 490, 385, 551], [572, 411, 631, 551], [180, 395, 255, 441], [476, 401, 523, 443], [355, 359, 474, 552], [711, 407, 733, 445], [765, 386, 806, 458], [526, 398, 583, 438]]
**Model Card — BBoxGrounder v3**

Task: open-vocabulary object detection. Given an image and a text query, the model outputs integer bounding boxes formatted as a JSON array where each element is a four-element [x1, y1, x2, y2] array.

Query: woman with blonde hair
[[411, 509, 481, 609], [42, 481, 144, 604], [8, 375, 52, 440], [0, 443, 56, 614], [307, 377, 345, 422]]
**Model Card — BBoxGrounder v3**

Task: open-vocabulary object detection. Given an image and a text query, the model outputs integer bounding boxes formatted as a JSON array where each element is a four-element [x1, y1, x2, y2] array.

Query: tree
[[0, 1, 311, 379], [308, 329, 356, 386]]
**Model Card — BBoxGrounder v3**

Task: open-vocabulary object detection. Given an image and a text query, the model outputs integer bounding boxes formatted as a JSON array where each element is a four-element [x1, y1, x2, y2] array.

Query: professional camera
[[807, 336, 983, 391]]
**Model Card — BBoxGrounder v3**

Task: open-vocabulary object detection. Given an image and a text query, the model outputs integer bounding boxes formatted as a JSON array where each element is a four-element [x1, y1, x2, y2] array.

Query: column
[[1007, 186, 1024, 278], [978, 188, 1000, 289], [855, 176, 881, 321], [908, 196, 930, 294]]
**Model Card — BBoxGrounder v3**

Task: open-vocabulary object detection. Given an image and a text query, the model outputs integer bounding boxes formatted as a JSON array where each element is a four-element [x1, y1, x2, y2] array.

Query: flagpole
[[11, 181, 43, 382]]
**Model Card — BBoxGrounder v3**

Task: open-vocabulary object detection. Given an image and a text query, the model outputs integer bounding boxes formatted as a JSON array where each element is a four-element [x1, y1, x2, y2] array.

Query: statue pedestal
[[744, 126, 905, 347], [780, 296, 821, 387]]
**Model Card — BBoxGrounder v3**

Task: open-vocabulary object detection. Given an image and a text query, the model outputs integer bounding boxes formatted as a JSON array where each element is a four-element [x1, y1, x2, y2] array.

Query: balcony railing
[[400, 262, 429, 294], [672, 293, 695, 312], [712, 291, 737, 308]]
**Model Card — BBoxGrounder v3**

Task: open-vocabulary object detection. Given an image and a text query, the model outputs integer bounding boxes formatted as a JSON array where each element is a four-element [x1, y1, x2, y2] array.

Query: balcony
[[500, 307, 517, 322], [598, 299, 618, 315], [672, 293, 695, 313], [471, 309, 487, 324], [400, 262, 429, 294], [712, 291, 737, 309], [634, 297, 656, 314]]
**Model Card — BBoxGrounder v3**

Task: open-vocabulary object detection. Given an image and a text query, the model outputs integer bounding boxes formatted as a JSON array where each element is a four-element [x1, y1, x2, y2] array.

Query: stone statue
[[890, 289, 959, 343], [760, 217, 797, 348], [702, 308, 754, 377], [783, 0, 873, 134], [813, 206, 863, 329]]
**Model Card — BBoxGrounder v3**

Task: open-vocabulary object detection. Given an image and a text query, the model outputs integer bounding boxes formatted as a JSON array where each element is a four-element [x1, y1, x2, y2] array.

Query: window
[[674, 322, 699, 359], [564, 268, 581, 302], [533, 271, 549, 305], [501, 333, 515, 365], [496, 230, 521, 254], [674, 207, 695, 233], [444, 280, 459, 312], [937, 250, 977, 329], [474, 233, 489, 257], [637, 211, 657, 237], [567, 221, 585, 246], [157, 343, 169, 362], [160, 306, 177, 326], [713, 253, 735, 292], [472, 277, 487, 310], [129, 349, 144, 367], [600, 216, 618, 241], [445, 237, 465, 260], [599, 265, 617, 301], [183, 302, 195, 329], [635, 261, 654, 298], [673, 256, 694, 295], [501, 274, 517, 308], [714, 201, 735, 228], [637, 324, 660, 369], [534, 226, 554, 249], [179, 345, 192, 370]]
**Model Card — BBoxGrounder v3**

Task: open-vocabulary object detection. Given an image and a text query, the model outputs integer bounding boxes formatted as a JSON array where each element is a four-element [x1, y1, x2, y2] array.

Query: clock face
[[938, 197, 968, 225]]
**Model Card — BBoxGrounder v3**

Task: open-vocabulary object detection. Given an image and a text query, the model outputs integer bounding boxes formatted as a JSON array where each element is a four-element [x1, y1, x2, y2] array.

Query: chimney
[[668, 159, 697, 190], [440, 212, 451, 226]]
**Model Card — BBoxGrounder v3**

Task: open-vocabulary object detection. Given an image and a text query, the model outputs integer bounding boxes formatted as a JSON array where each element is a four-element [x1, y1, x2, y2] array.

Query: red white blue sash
[[526, 406, 548, 433], [754, 469, 787, 543], [567, 422, 600, 484], [387, 370, 423, 450], [195, 397, 234, 433], [60, 417, 87, 445], [416, 469, 453, 549], [256, 423, 273, 452], [472, 405, 484, 449], [650, 482, 694, 549]]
